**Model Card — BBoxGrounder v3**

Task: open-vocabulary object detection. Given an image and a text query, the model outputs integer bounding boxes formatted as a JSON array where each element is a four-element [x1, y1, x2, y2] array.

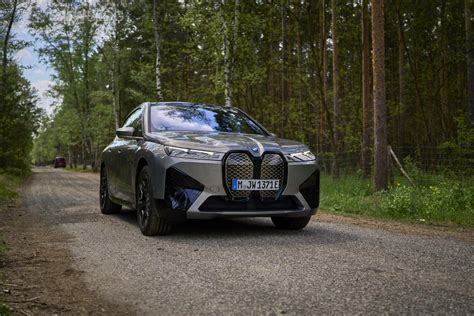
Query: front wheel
[[100, 167, 122, 214], [136, 166, 174, 236], [271, 216, 312, 230]]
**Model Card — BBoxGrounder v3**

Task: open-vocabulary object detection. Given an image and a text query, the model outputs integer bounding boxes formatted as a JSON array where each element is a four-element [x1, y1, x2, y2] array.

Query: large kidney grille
[[224, 152, 285, 200]]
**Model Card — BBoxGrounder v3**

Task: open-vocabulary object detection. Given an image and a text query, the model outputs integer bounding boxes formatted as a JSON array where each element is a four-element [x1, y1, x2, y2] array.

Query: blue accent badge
[[231, 179, 238, 190]]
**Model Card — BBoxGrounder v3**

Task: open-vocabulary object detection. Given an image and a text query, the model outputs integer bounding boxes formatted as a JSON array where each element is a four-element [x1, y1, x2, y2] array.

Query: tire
[[100, 167, 122, 214], [271, 215, 312, 230], [136, 166, 174, 236]]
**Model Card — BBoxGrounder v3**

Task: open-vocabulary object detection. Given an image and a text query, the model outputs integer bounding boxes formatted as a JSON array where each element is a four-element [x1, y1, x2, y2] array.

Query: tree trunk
[[68, 146, 72, 168], [232, 0, 240, 65], [112, 2, 121, 129], [439, 2, 449, 138], [372, 0, 388, 191], [81, 137, 87, 170], [331, 0, 341, 177], [361, 0, 371, 177], [152, 0, 163, 101], [217, 0, 236, 107], [397, 0, 405, 146], [320, 0, 330, 153], [280, 0, 289, 135], [466, 0, 474, 127]]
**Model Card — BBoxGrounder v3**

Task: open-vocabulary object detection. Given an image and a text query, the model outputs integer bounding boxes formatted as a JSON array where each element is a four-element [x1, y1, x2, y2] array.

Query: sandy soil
[[0, 175, 132, 315]]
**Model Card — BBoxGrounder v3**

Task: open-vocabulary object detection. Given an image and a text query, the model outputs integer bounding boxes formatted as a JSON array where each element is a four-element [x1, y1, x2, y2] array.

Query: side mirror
[[116, 127, 135, 138]]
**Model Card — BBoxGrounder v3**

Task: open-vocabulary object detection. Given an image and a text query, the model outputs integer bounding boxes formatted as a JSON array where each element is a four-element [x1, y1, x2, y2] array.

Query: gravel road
[[22, 167, 473, 315]]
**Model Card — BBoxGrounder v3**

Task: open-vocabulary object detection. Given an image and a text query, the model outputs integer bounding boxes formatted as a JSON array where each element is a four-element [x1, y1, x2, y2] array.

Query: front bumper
[[153, 153, 319, 220]]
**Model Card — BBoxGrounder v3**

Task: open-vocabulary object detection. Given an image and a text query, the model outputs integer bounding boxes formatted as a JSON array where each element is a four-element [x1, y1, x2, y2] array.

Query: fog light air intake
[[165, 167, 204, 211], [299, 170, 320, 209]]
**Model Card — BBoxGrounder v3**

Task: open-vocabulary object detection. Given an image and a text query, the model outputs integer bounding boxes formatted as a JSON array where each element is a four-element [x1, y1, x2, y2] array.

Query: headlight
[[286, 150, 316, 162], [165, 146, 224, 161]]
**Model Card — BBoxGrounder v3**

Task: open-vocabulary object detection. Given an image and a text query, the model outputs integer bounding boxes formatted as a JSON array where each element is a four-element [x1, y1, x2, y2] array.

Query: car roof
[[148, 101, 228, 110]]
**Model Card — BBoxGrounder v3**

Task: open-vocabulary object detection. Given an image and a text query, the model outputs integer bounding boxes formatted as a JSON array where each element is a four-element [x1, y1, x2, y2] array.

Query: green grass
[[320, 173, 474, 227], [0, 168, 29, 316], [64, 165, 98, 173], [0, 168, 29, 202], [0, 304, 11, 316]]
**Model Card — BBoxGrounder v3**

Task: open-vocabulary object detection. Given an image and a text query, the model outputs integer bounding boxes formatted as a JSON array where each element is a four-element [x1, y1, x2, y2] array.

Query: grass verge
[[0, 168, 29, 202], [320, 173, 474, 227], [0, 168, 29, 316], [64, 165, 98, 173]]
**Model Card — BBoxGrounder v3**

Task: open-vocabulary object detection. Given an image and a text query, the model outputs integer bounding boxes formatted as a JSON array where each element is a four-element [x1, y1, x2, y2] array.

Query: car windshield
[[149, 104, 266, 135]]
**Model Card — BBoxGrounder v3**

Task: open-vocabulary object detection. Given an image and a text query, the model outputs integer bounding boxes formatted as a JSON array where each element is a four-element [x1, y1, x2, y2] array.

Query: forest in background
[[1, 0, 473, 180], [0, 0, 41, 172]]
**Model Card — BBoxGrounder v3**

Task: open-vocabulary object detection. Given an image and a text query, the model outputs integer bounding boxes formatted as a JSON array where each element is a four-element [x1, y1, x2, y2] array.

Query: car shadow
[[115, 208, 356, 246]]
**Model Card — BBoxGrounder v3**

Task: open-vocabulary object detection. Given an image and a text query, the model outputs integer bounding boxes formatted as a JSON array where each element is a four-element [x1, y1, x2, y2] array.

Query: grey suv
[[100, 102, 319, 235]]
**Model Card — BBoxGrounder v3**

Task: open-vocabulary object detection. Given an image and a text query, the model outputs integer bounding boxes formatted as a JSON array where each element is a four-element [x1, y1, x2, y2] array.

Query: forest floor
[[0, 167, 472, 314]]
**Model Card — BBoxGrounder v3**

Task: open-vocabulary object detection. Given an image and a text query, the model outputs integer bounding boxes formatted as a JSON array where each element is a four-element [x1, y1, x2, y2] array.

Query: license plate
[[231, 179, 280, 191]]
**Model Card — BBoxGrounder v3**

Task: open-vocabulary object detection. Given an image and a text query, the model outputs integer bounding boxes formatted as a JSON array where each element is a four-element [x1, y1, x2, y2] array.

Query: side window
[[122, 108, 143, 136]]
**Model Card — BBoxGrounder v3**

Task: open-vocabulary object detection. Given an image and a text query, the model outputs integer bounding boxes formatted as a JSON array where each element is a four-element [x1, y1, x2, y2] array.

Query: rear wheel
[[100, 167, 122, 214], [136, 166, 174, 236], [271, 216, 311, 230]]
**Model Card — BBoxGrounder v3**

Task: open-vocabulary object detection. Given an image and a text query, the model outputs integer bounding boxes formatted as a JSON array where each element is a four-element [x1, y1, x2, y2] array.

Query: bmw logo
[[251, 146, 259, 152]]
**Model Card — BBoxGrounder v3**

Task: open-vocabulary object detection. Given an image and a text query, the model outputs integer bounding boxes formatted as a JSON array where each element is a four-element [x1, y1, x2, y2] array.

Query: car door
[[114, 107, 143, 203]]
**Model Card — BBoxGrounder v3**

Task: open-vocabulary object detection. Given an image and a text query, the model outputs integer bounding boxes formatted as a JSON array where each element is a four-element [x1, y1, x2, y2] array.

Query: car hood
[[147, 131, 308, 155]]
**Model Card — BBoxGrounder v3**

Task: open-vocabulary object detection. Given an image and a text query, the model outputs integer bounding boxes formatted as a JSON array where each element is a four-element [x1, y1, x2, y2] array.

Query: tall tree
[[30, 1, 98, 168], [1, 0, 18, 112], [361, 0, 371, 177], [280, 0, 289, 133], [217, 0, 240, 107], [331, 0, 341, 177], [0, 0, 40, 169], [217, 0, 232, 107], [466, 0, 474, 127], [153, 0, 163, 101], [319, 0, 334, 155], [396, 0, 405, 145], [372, 0, 388, 191]]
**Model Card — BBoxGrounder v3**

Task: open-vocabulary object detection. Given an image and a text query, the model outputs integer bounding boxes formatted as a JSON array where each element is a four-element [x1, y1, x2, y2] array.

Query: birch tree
[[153, 0, 163, 101], [30, 1, 98, 168], [217, 0, 240, 107]]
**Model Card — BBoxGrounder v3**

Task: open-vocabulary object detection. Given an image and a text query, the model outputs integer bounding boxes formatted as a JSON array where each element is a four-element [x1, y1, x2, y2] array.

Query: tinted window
[[122, 107, 143, 135], [149, 104, 265, 135]]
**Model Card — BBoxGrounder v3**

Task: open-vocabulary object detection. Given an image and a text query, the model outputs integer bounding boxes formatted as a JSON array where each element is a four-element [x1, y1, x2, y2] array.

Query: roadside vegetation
[[0, 168, 29, 316], [0, 169, 29, 203], [321, 170, 474, 227], [64, 165, 97, 173]]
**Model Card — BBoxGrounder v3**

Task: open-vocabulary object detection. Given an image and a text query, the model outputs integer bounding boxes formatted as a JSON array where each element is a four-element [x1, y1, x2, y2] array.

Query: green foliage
[[25, 0, 473, 171], [0, 0, 41, 170], [320, 173, 474, 227], [0, 168, 29, 202], [0, 63, 42, 170], [0, 303, 11, 316]]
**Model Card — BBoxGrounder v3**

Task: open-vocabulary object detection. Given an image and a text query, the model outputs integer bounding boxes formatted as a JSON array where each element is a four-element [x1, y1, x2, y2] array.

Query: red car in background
[[53, 157, 66, 168]]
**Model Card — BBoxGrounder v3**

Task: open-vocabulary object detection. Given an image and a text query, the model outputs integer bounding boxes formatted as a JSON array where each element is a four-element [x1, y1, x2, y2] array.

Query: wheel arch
[[135, 158, 148, 190], [134, 144, 167, 200]]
